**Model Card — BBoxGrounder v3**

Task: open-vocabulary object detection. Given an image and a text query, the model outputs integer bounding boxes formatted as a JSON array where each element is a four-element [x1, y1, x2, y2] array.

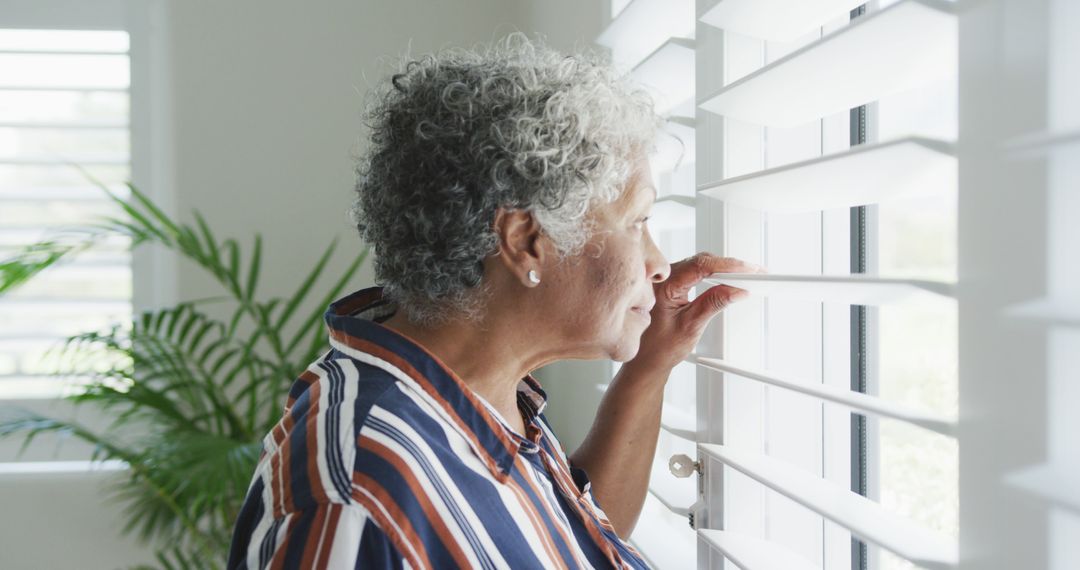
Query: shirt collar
[[323, 286, 548, 482]]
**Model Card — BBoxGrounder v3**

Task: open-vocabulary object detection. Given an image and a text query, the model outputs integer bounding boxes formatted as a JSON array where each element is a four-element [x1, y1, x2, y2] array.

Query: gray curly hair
[[350, 34, 661, 326]]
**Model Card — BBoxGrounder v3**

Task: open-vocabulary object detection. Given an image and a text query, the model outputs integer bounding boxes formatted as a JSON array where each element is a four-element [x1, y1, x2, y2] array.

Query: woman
[[228, 34, 752, 569]]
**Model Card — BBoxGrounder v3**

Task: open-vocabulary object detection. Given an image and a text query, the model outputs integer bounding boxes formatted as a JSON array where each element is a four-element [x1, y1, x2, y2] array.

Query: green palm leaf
[[0, 173, 370, 569]]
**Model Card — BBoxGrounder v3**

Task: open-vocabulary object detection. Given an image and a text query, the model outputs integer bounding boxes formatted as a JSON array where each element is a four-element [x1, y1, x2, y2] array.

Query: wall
[[1, 1, 616, 567]]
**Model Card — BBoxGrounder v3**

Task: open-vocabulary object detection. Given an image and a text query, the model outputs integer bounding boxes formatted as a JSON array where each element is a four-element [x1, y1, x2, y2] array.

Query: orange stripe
[[503, 457, 570, 570], [358, 436, 474, 568], [286, 369, 320, 409], [513, 454, 583, 569], [300, 504, 331, 568], [353, 472, 432, 569], [269, 450, 284, 518], [541, 452, 625, 567], [331, 329, 518, 480]]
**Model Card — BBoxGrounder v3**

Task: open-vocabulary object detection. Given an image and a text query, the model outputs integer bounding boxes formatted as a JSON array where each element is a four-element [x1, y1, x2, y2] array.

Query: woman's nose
[[645, 232, 671, 283]]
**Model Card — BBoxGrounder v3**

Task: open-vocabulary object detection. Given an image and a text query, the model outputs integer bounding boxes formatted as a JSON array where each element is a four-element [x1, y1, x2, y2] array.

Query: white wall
[[0, 1, 615, 567]]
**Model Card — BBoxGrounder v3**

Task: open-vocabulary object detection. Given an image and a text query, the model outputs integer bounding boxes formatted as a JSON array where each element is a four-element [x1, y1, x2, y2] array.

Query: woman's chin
[[607, 337, 642, 363]]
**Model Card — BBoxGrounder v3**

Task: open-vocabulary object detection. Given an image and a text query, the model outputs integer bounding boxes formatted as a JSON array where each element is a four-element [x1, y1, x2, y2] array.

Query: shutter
[[691, 0, 960, 568], [0, 27, 133, 399]]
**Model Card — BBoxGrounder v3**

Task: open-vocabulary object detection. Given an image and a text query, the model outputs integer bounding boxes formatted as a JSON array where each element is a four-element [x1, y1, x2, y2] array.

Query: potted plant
[[0, 179, 368, 569]]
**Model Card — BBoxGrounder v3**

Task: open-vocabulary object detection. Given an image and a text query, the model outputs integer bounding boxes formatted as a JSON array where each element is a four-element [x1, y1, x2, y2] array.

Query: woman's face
[[547, 155, 671, 362]]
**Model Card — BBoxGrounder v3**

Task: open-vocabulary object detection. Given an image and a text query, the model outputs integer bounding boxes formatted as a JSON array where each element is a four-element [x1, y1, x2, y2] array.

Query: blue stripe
[[361, 391, 548, 568], [355, 444, 460, 566], [366, 414, 499, 570], [325, 311, 516, 474]]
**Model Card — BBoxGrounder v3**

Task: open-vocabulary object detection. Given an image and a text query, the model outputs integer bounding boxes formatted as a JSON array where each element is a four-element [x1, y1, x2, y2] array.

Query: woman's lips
[[630, 306, 652, 323]]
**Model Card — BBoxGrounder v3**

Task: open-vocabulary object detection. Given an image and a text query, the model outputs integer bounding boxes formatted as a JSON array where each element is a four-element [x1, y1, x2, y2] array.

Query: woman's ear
[[492, 208, 546, 286]]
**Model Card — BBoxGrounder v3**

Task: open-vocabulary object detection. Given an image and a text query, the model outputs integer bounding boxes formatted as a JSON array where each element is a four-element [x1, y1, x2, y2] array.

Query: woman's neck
[[380, 310, 549, 435]]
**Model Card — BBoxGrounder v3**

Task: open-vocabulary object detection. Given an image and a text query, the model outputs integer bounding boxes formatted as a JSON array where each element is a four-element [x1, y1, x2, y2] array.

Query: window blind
[[0, 27, 133, 399], [699, 0, 960, 568], [597, 0, 965, 568]]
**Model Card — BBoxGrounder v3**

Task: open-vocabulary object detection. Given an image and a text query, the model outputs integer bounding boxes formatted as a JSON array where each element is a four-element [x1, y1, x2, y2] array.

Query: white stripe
[[311, 362, 356, 500], [526, 459, 594, 567], [272, 513, 295, 560], [336, 359, 360, 493], [367, 405, 513, 569], [354, 484, 426, 566], [246, 473, 276, 570], [322, 505, 371, 568], [312, 363, 342, 502], [329, 338, 493, 468]]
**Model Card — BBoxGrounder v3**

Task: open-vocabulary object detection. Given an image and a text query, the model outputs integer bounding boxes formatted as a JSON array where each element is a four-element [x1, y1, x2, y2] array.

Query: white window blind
[[593, 0, 982, 568], [0, 27, 133, 399]]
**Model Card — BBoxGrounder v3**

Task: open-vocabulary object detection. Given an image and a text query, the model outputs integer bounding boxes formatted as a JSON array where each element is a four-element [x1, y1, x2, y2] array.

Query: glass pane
[[0, 29, 128, 52], [0, 53, 129, 89]]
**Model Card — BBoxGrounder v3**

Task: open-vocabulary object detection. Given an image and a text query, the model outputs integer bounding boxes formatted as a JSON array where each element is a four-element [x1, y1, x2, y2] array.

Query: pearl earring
[[527, 270, 541, 285]]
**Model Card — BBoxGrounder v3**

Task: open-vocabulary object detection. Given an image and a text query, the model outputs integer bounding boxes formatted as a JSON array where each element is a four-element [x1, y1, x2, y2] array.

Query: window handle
[[668, 454, 701, 478]]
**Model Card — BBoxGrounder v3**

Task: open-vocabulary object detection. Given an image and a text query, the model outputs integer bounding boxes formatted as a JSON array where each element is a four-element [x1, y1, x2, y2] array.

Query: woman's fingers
[[683, 283, 748, 325], [661, 253, 763, 302]]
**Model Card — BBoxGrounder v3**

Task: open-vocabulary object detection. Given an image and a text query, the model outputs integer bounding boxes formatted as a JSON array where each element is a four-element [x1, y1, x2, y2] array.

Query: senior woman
[[228, 35, 752, 569]]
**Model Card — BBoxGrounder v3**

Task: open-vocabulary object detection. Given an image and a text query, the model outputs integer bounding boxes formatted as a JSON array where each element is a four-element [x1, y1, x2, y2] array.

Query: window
[[0, 27, 134, 399], [595, 1, 967, 568], [0, 0, 169, 465]]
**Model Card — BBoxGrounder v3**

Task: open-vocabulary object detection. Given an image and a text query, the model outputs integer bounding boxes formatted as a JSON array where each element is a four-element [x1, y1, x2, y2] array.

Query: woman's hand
[[629, 253, 762, 373]]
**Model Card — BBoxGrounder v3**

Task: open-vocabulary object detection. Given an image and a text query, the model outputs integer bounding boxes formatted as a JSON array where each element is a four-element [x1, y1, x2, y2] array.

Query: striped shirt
[[227, 286, 650, 569]]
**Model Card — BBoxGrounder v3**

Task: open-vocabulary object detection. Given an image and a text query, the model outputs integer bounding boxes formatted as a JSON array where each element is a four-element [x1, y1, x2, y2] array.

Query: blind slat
[[699, 0, 869, 42], [1003, 128, 1080, 157], [699, 0, 956, 127], [0, 49, 125, 56], [698, 529, 819, 570], [0, 86, 128, 93], [660, 402, 696, 440], [0, 120, 127, 129], [596, 0, 694, 70], [647, 486, 691, 517], [699, 137, 955, 212], [1005, 298, 1080, 328], [1004, 463, 1080, 516], [698, 443, 959, 569], [629, 493, 697, 570], [0, 154, 128, 165], [689, 354, 957, 436], [703, 273, 955, 305], [630, 38, 694, 116]]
